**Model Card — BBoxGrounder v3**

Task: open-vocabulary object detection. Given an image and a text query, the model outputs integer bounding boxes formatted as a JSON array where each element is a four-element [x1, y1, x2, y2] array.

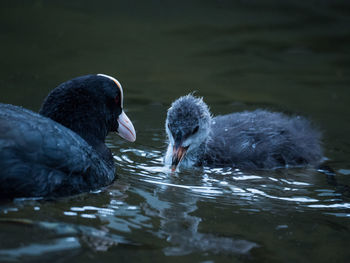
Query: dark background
[[1, 1, 350, 262]]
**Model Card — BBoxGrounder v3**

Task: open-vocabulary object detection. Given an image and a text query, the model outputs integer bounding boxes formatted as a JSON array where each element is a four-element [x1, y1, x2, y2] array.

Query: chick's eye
[[192, 126, 199, 135]]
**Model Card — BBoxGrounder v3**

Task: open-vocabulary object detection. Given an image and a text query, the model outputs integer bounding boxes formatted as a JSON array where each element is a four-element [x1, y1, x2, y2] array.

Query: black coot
[[0, 74, 136, 198], [165, 95, 323, 171]]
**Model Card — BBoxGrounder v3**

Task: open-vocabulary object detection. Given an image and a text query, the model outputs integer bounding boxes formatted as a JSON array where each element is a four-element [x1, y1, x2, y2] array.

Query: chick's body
[[165, 95, 323, 170]]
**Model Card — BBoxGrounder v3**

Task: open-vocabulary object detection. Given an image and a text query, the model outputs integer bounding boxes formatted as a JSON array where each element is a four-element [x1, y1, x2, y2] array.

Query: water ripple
[[114, 141, 350, 222]]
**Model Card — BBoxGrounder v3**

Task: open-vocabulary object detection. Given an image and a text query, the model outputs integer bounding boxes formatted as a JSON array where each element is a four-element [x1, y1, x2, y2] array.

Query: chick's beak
[[117, 111, 136, 142], [171, 145, 189, 171]]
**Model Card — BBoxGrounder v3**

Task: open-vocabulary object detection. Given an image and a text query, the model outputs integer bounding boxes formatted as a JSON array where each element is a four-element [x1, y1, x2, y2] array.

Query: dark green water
[[1, 1, 350, 262]]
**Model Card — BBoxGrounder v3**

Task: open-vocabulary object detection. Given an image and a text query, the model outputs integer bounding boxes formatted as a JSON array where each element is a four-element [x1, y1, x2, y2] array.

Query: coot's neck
[[72, 120, 108, 148], [91, 139, 114, 166], [64, 120, 114, 166], [40, 110, 113, 165]]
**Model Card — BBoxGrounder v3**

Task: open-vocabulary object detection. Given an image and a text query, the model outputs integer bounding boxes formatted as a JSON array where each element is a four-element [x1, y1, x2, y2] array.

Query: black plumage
[[0, 74, 135, 198]]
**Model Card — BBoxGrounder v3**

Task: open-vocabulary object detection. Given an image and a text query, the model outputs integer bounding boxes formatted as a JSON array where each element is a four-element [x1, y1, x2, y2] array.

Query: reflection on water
[[1, 106, 350, 261], [1, 0, 350, 262], [0, 237, 80, 259], [117, 123, 350, 261], [117, 144, 260, 256]]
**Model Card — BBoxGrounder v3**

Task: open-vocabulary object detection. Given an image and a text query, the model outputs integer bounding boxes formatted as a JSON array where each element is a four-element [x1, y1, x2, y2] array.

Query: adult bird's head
[[39, 74, 136, 148], [165, 94, 211, 171]]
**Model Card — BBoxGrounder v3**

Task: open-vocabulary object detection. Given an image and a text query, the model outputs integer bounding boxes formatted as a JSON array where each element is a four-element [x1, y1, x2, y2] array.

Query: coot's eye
[[115, 96, 120, 105], [192, 126, 199, 135]]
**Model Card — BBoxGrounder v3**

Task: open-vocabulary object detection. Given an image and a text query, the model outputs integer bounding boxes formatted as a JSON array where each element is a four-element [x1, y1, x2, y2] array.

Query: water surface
[[1, 1, 350, 262]]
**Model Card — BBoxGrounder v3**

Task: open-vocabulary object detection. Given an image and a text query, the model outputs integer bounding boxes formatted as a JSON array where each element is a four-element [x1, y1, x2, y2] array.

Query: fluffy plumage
[[165, 95, 323, 170]]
